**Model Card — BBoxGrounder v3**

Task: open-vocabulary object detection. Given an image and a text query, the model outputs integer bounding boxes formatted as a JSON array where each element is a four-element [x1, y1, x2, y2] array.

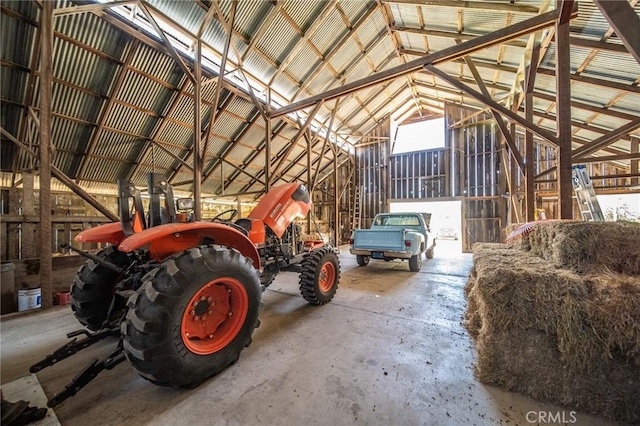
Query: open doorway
[[390, 200, 462, 255], [391, 118, 445, 154]]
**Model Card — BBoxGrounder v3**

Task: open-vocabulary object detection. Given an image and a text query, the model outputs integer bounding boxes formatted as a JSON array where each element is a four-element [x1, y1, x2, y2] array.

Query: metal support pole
[[39, 0, 53, 308]]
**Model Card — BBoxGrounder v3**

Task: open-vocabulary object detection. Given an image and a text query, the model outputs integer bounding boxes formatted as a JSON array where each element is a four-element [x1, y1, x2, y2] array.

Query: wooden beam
[[77, 39, 138, 180], [241, 1, 282, 62], [593, 0, 640, 65], [293, 3, 378, 100], [424, 65, 559, 145], [382, 0, 539, 13], [572, 118, 640, 159], [53, 0, 136, 16], [391, 25, 527, 48], [270, 102, 324, 183], [138, 2, 194, 81], [312, 102, 339, 190], [461, 53, 525, 171], [269, 0, 337, 86], [39, 0, 53, 308], [272, 5, 576, 118], [1, 127, 118, 221], [202, 0, 237, 160]]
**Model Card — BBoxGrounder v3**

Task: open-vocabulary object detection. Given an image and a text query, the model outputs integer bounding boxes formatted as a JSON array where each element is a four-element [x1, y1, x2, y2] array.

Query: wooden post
[[193, 41, 202, 221], [525, 92, 535, 221], [306, 131, 312, 234], [556, 1, 574, 219], [632, 137, 639, 187], [39, 0, 54, 308], [22, 173, 35, 259]]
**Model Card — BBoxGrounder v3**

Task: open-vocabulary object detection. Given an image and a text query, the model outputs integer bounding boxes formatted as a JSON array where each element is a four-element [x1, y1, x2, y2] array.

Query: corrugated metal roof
[[118, 71, 172, 111], [255, 14, 297, 64], [586, 50, 640, 84], [146, 0, 204, 35]]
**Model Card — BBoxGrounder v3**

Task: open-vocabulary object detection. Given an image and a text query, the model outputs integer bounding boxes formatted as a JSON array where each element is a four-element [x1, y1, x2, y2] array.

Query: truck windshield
[[374, 215, 420, 226]]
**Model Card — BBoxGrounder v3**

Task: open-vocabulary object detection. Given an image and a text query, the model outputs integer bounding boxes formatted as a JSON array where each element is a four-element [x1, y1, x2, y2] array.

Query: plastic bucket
[[18, 288, 41, 312], [55, 291, 70, 305]]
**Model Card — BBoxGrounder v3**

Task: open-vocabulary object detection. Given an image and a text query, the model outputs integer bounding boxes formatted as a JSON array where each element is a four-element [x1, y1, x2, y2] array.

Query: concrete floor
[[1, 241, 615, 425]]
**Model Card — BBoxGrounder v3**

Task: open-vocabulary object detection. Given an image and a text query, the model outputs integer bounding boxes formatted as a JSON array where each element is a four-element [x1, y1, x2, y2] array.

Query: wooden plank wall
[[356, 117, 391, 229], [444, 104, 507, 252]]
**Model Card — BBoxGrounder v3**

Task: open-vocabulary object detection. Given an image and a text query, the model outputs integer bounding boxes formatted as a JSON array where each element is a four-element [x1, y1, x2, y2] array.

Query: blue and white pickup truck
[[350, 212, 436, 271]]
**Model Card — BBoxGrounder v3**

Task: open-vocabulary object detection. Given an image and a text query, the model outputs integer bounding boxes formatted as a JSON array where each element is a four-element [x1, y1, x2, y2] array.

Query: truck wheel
[[356, 255, 369, 266], [409, 254, 422, 272], [70, 246, 130, 330], [122, 246, 261, 388], [299, 247, 340, 305]]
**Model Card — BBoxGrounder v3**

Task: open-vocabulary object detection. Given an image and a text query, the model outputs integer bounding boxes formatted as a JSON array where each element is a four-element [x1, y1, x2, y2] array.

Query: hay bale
[[466, 243, 640, 423], [476, 329, 640, 423], [472, 243, 640, 368], [527, 221, 640, 275], [463, 277, 482, 338]]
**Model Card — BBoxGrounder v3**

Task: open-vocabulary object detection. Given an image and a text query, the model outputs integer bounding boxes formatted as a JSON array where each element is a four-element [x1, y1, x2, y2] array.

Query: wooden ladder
[[352, 185, 363, 230]]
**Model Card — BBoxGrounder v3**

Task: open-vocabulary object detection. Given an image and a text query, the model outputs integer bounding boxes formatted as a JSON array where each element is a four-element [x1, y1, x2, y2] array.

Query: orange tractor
[[31, 173, 340, 406]]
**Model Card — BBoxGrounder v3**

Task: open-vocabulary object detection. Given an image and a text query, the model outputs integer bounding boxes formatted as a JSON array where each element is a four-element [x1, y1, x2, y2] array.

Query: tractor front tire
[[356, 255, 369, 266], [299, 247, 340, 305], [122, 245, 261, 388], [70, 246, 130, 330]]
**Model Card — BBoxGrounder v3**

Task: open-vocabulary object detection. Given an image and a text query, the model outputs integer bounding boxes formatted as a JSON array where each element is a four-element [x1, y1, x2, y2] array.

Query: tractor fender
[[75, 222, 126, 246], [118, 222, 261, 269]]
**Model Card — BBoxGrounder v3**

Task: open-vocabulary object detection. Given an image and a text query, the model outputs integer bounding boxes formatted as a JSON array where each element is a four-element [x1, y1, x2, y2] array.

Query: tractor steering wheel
[[211, 209, 238, 223]]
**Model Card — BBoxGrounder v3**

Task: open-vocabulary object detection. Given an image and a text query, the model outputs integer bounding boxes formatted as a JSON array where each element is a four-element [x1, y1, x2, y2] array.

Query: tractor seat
[[234, 219, 251, 235]]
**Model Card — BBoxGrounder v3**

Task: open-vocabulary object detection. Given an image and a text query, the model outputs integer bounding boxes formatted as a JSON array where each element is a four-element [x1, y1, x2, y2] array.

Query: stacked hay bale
[[465, 221, 640, 423]]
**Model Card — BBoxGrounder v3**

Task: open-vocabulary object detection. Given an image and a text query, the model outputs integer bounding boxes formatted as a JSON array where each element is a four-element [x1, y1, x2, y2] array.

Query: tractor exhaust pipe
[[60, 243, 124, 274]]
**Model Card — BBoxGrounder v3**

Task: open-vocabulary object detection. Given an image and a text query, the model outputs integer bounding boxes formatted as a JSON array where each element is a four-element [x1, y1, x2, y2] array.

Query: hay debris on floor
[[465, 224, 640, 423]]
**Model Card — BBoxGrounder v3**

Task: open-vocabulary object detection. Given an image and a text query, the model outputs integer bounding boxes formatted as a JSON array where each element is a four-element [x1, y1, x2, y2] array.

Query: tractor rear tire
[[356, 255, 369, 266], [70, 246, 130, 330], [409, 254, 422, 272], [122, 245, 261, 388], [299, 247, 340, 305]]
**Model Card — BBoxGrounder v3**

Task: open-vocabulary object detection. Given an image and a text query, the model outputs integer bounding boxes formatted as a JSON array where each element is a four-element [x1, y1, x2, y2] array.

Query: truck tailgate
[[353, 229, 405, 251]]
